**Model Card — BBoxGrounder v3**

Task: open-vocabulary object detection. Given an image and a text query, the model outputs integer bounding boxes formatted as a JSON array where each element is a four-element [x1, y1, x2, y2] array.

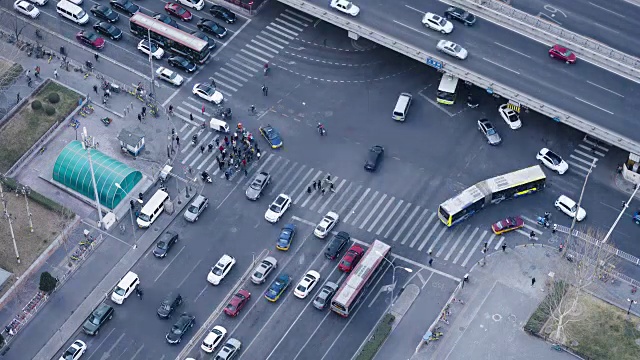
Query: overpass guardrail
[[277, 0, 640, 155], [451, 0, 640, 83]]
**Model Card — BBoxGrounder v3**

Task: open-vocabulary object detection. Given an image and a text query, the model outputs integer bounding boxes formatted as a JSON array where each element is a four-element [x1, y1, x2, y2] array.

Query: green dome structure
[[53, 141, 142, 210]]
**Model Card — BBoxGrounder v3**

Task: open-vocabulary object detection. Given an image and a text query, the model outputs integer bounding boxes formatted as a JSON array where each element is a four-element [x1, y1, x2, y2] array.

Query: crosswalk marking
[[351, 190, 378, 226], [402, 209, 428, 246], [569, 154, 597, 167], [250, 39, 280, 54], [360, 194, 387, 230], [461, 230, 487, 267], [219, 67, 250, 82], [410, 212, 436, 249], [265, 26, 295, 40], [260, 30, 290, 45], [245, 44, 276, 58], [383, 202, 410, 239], [429, 227, 449, 255], [255, 35, 285, 50], [291, 168, 317, 203], [223, 63, 254, 78], [394, 206, 420, 243], [436, 229, 457, 257], [368, 196, 394, 233], [235, 53, 263, 68], [337, 185, 362, 216], [377, 200, 402, 236], [284, 8, 314, 22], [230, 57, 259, 72], [444, 226, 470, 261], [492, 235, 503, 250], [281, 165, 308, 194], [577, 144, 605, 157], [418, 216, 440, 252], [309, 177, 339, 211], [453, 227, 478, 264], [295, 170, 322, 205], [274, 17, 305, 32], [344, 188, 372, 224], [317, 179, 346, 214], [279, 14, 309, 27], [213, 72, 243, 88], [240, 48, 270, 64], [269, 22, 299, 36]]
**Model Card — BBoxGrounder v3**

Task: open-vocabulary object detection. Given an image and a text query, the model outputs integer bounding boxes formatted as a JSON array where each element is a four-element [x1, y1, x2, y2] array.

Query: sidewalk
[[410, 244, 640, 360]]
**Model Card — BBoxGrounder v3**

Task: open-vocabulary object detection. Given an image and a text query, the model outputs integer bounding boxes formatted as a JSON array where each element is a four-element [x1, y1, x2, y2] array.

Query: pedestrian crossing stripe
[[507, 101, 520, 113]]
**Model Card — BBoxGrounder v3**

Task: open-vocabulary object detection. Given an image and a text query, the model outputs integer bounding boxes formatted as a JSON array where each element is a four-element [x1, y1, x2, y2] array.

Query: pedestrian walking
[[175, 136, 180, 147], [218, 162, 224, 171], [94, 53, 99, 62], [201, 104, 205, 115], [244, 168, 248, 176], [552, 224, 557, 233], [200, 145, 205, 154], [462, 273, 469, 289], [26, 69, 30, 77], [54, 69, 58, 79], [188, 166, 192, 174], [330, 182, 335, 192], [316, 180, 322, 189], [27, 77, 32, 87], [225, 171, 230, 180], [531, 277, 536, 287], [530, 231, 536, 241], [35, 66, 40, 78], [312, 181, 317, 190], [502, 243, 507, 252], [429, 258, 433, 267], [264, 86, 269, 96], [261, 84, 266, 95], [138, 113, 142, 122], [215, 138, 220, 147], [321, 188, 326, 195], [242, 159, 247, 167], [307, 186, 312, 194], [142, 106, 146, 118], [93, 84, 98, 93], [211, 79, 216, 87], [190, 113, 194, 122], [16, 93, 20, 104]]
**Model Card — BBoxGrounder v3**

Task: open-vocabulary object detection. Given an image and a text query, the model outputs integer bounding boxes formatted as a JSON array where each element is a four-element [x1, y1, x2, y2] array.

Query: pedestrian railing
[[554, 225, 640, 267]]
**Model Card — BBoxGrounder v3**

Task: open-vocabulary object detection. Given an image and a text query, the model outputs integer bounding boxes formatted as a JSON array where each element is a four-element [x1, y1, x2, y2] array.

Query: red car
[[75, 31, 105, 50], [338, 245, 365, 272], [224, 289, 250, 317], [165, 2, 192, 21], [491, 216, 525, 235], [548, 44, 576, 64]]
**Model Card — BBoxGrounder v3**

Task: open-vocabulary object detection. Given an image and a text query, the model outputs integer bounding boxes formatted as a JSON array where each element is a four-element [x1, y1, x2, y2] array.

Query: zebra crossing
[[207, 9, 313, 96], [567, 135, 609, 178]]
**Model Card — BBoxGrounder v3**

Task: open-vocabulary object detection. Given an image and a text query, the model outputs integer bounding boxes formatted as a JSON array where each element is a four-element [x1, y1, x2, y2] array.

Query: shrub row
[[524, 280, 568, 334], [0, 63, 24, 88], [0, 177, 74, 219], [355, 313, 395, 360]]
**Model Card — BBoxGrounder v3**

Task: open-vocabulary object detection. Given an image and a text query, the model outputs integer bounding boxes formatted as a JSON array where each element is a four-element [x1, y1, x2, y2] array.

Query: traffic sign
[[426, 57, 443, 69], [552, 116, 561, 122], [486, 87, 494, 94]]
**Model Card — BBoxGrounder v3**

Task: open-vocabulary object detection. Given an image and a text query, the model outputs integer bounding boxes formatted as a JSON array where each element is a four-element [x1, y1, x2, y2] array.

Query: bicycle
[[83, 72, 91, 80], [96, 73, 104, 80], [38, 146, 46, 155], [248, 105, 256, 115]]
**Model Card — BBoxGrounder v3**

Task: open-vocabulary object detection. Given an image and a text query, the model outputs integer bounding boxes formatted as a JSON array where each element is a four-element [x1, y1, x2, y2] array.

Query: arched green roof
[[53, 141, 142, 210]]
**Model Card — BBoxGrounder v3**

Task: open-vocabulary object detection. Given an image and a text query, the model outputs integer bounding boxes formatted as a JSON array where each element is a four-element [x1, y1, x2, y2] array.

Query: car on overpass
[[549, 44, 576, 64], [422, 12, 453, 34], [436, 40, 468, 60], [329, 0, 360, 17], [444, 7, 476, 26]]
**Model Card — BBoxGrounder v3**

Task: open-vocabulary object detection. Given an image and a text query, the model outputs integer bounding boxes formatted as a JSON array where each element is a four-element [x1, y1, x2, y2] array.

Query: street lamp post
[[627, 298, 638, 315], [564, 158, 596, 252], [80, 127, 104, 229], [603, 184, 639, 243], [115, 183, 143, 249], [19, 186, 33, 233], [376, 251, 412, 312]]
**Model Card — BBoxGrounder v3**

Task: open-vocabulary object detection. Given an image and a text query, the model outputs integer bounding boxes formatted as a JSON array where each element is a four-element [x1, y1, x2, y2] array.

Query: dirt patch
[[0, 81, 82, 173], [0, 188, 71, 300], [564, 292, 640, 360]]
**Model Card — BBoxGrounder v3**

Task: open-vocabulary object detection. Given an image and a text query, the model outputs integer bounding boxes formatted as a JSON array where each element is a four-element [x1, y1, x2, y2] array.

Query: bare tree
[[5, 14, 27, 44], [543, 226, 618, 344]]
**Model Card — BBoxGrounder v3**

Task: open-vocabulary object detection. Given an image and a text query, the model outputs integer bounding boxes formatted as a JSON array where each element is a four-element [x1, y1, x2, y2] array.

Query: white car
[[265, 194, 292, 223], [200, 325, 227, 353], [436, 40, 468, 60], [314, 211, 339, 238], [177, 0, 204, 11], [137, 39, 164, 60], [555, 195, 586, 221], [250, 256, 277, 285], [66, 0, 82, 4], [329, 0, 360, 16], [498, 104, 522, 129], [537, 148, 569, 175], [207, 254, 236, 285], [422, 12, 453, 34], [59, 340, 86, 360], [14, 0, 40, 18], [29, 0, 48, 5], [156, 67, 184, 86], [192, 83, 224, 105], [294, 270, 320, 299]]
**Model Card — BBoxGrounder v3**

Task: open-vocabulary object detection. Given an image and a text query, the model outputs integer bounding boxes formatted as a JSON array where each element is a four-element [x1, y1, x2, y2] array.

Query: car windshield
[[341, 259, 351, 267], [156, 241, 168, 250], [188, 204, 199, 213], [176, 7, 186, 15], [316, 225, 326, 232], [486, 128, 496, 135], [212, 266, 223, 275], [451, 44, 461, 52], [87, 33, 98, 42], [250, 180, 262, 190], [89, 314, 101, 325], [200, 85, 214, 95], [253, 271, 263, 279], [114, 286, 125, 296], [508, 113, 518, 121], [296, 285, 307, 292], [105, 24, 116, 32], [103, 7, 113, 15], [345, 3, 352, 9], [226, 303, 236, 312], [266, 288, 279, 297], [171, 326, 183, 335], [269, 204, 282, 213], [138, 213, 150, 222], [563, 50, 573, 57], [547, 152, 561, 164], [437, 18, 446, 26], [63, 348, 76, 357]]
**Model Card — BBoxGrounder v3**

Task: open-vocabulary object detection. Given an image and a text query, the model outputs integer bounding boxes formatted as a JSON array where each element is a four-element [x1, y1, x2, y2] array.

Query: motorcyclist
[[264, 62, 269, 74], [192, 134, 198, 145], [544, 211, 551, 221], [317, 123, 326, 136]]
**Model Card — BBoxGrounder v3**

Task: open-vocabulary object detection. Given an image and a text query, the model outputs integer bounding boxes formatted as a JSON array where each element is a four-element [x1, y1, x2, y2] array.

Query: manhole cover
[[492, 314, 502, 321]]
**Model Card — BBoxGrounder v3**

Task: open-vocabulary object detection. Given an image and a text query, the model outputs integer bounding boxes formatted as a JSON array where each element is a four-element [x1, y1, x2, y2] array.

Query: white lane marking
[[574, 97, 614, 114], [337, 185, 363, 215], [284, 8, 314, 22], [482, 58, 520, 74], [360, 194, 387, 230], [275, 17, 305, 32], [453, 227, 478, 264], [394, 206, 421, 243], [177, 259, 202, 289], [351, 190, 379, 226], [344, 188, 372, 223], [295, 169, 323, 205], [494, 236, 505, 250], [219, 67, 250, 82], [588, 2, 626, 18], [384, 202, 411, 239], [444, 225, 470, 261], [254, 36, 285, 50], [245, 43, 276, 58], [593, 21, 620, 34], [428, 227, 448, 255], [461, 230, 488, 267], [240, 48, 270, 64], [290, 168, 317, 202], [268, 22, 299, 36], [367, 196, 394, 232], [577, 144, 606, 157], [418, 220, 440, 252], [317, 179, 347, 214], [279, 13, 309, 27], [410, 212, 436, 248], [494, 42, 532, 58], [569, 153, 599, 166], [404, 4, 426, 14], [231, 56, 260, 72], [392, 20, 433, 38], [377, 200, 403, 236], [586, 81, 624, 97], [401, 209, 429, 246], [260, 30, 290, 44]]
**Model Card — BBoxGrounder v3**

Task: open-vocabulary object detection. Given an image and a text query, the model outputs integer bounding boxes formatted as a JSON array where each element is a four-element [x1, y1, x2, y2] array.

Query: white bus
[[436, 74, 459, 105]]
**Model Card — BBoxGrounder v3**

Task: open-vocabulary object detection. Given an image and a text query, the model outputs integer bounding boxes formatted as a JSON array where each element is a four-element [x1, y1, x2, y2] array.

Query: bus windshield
[[437, 75, 459, 105]]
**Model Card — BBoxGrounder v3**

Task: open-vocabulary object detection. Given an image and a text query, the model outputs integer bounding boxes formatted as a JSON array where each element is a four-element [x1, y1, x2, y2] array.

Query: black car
[[190, 30, 216, 50], [157, 292, 183, 319], [364, 145, 384, 172], [444, 7, 476, 26], [210, 5, 236, 24], [109, 0, 139, 16], [168, 55, 197, 73], [154, 13, 180, 29], [166, 313, 195, 344], [325, 231, 350, 260], [93, 22, 123, 40], [82, 303, 114, 335], [91, 4, 119, 23], [153, 231, 178, 258], [197, 19, 227, 38]]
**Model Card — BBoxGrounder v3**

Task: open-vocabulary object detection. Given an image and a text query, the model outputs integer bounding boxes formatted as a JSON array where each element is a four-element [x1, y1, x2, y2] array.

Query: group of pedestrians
[[206, 129, 261, 180], [306, 174, 335, 195]]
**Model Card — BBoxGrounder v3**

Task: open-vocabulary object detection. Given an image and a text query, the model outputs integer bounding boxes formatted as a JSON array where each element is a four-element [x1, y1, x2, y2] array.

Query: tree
[[38, 271, 57, 294], [542, 226, 618, 344], [5, 14, 27, 45]]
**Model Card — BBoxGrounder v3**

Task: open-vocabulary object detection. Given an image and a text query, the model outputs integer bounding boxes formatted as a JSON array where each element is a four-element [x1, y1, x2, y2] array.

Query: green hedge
[[524, 280, 568, 334], [0, 177, 74, 218], [0, 63, 24, 88], [355, 313, 395, 360]]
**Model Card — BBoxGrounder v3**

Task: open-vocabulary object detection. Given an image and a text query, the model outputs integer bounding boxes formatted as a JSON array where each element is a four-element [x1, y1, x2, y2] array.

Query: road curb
[[389, 284, 420, 331]]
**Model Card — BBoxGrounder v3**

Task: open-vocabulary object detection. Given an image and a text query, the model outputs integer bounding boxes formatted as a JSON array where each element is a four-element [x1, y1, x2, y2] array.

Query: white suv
[[422, 12, 453, 34], [265, 194, 291, 223], [536, 148, 569, 175], [137, 39, 164, 60], [207, 255, 236, 285], [555, 195, 586, 221]]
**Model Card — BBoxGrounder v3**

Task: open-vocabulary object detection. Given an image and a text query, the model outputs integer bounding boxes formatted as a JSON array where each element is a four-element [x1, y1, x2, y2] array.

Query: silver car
[[184, 195, 208, 222], [477, 118, 502, 145], [250, 256, 277, 285], [313, 282, 339, 310], [215, 338, 242, 360], [246, 171, 271, 200]]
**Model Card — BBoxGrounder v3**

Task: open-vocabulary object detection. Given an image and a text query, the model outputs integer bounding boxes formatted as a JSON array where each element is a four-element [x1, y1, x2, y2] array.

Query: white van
[[136, 189, 169, 228], [209, 118, 230, 133], [393, 92, 412, 121], [111, 271, 140, 304], [56, 0, 89, 25]]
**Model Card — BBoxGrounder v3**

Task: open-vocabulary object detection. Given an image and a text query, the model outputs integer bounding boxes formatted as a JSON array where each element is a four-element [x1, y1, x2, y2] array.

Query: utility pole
[[18, 186, 33, 232], [115, 183, 142, 249], [81, 127, 104, 228], [603, 183, 639, 243], [147, 29, 157, 107], [0, 182, 20, 264], [564, 158, 596, 252]]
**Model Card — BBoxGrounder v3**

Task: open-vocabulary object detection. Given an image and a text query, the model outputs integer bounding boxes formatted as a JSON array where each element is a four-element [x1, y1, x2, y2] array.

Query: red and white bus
[[330, 240, 391, 317], [129, 13, 210, 64]]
